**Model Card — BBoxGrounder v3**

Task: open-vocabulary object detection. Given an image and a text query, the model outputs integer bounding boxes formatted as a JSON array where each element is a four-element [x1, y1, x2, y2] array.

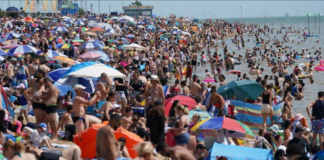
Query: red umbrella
[[73, 42, 81, 46], [78, 51, 102, 59], [92, 27, 104, 32], [164, 95, 196, 117], [1, 44, 20, 49]]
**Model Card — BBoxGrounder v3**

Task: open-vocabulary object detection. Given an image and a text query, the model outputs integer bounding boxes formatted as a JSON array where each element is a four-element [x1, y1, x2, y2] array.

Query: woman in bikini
[[24, 77, 46, 127], [261, 84, 274, 130], [170, 80, 181, 96], [206, 86, 226, 117]]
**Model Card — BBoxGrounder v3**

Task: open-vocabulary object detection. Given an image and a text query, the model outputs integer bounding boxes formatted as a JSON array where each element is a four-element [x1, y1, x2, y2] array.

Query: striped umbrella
[[7, 45, 38, 56], [80, 42, 104, 50], [74, 21, 85, 26], [29, 23, 38, 27], [125, 34, 135, 38], [108, 39, 118, 43], [49, 37, 64, 44], [76, 27, 88, 32], [92, 50, 110, 62], [72, 39, 85, 43], [88, 39, 104, 45], [53, 56, 76, 65], [36, 50, 67, 58], [0, 49, 6, 56], [92, 27, 104, 32], [58, 43, 71, 50], [53, 27, 68, 32], [1, 44, 20, 49], [3, 33, 21, 41]]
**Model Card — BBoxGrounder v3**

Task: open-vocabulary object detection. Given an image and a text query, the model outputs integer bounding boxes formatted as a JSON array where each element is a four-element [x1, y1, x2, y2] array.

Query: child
[[16, 84, 29, 123], [205, 70, 213, 79], [23, 123, 54, 150]]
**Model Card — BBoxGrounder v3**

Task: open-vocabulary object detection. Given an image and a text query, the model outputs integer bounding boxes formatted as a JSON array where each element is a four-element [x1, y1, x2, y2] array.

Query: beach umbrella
[[73, 124, 142, 159], [0, 56, 4, 61], [59, 43, 71, 50], [3, 21, 13, 29], [158, 28, 167, 32], [74, 21, 85, 26], [85, 31, 97, 36], [118, 16, 135, 22], [80, 42, 104, 50], [123, 43, 146, 51], [78, 51, 102, 59], [1, 44, 20, 49], [171, 30, 179, 35], [53, 27, 68, 32], [29, 23, 38, 28], [110, 16, 118, 20], [190, 117, 254, 138], [217, 80, 265, 101], [3, 33, 21, 41], [47, 68, 70, 81], [88, 23, 112, 29], [49, 37, 64, 44], [164, 95, 196, 117], [76, 27, 88, 32], [0, 49, 6, 56], [146, 25, 155, 30], [188, 109, 212, 121], [36, 50, 66, 58], [137, 21, 144, 25], [108, 39, 118, 43], [57, 76, 95, 94], [72, 39, 85, 43], [92, 50, 110, 62], [143, 20, 152, 25], [103, 32, 117, 37], [61, 61, 126, 78], [7, 45, 38, 56], [92, 27, 104, 32], [120, 38, 129, 44], [88, 39, 104, 45], [73, 42, 81, 46], [125, 34, 135, 38], [53, 56, 76, 65]]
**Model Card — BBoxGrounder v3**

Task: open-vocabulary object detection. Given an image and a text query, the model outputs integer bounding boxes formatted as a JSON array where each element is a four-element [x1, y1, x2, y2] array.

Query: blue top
[[291, 86, 297, 95], [19, 95, 28, 106], [313, 150, 324, 160]]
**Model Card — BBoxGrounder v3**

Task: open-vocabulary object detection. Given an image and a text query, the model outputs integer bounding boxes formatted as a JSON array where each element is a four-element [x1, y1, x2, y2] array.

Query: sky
[[1, 0, 324, 19]]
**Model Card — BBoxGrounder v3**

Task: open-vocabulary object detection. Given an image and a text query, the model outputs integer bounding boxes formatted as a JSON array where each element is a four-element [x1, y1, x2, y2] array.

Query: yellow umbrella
[[86, 31, 97, 36], [53, 56, 75, 65], [103, 46, 109, 49]]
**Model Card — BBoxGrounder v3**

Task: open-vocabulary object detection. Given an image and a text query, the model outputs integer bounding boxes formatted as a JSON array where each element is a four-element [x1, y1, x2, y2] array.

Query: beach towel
[[11, 66, 28, 88]]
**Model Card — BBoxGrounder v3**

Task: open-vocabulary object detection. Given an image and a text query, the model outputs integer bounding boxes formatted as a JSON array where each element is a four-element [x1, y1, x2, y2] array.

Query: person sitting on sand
[[192, 96, 206, 110], [23, 123, 54, 150], [205, 69, 213, 79]]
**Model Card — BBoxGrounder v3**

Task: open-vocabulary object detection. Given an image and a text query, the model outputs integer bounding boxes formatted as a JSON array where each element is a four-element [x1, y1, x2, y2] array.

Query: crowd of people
[[0, 11, 322, 160]]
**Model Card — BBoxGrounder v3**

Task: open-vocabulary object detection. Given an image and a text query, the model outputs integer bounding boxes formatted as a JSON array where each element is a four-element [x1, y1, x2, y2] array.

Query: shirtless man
[[145, 75, 165, 113], [121, 107, 133, 130], [190, 75, 202, 97], [192, 96, 206, 110], [58, 105, 73, 131], [27, 59, 36, 79], [7, 58, 16, 80], [225, 56, 233, 71], [192, 52, 198, 71], [218, 74, 227, 86], [180, 81, 190, 95], [73, 84, 100, 134], [39, 77, 60, 139], [38, 59, 50, 74], [96, 73, 111, 110], [207, 86, 226, 117]]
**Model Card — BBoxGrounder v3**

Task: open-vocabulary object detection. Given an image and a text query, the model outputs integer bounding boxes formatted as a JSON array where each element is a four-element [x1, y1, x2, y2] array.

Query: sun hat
[[150, 75, 159, 81], [74, 84, 86, 90], [270, 124, 279, 133], [15, 83, 26, 89], [295, 113, 304, 121]]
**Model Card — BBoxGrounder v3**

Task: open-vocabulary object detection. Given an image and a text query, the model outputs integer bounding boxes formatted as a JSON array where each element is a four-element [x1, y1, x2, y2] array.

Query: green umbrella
[[163, 33, 172, 38], [189, 109, 212, 121], [217, 80, 265, 101], [237, 121, 255, 138], [72, 39, 85, 43], [110, 16, 118, 20]]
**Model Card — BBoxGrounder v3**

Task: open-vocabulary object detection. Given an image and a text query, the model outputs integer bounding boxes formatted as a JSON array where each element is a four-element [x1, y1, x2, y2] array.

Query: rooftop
[[122, 6, 154, 10]]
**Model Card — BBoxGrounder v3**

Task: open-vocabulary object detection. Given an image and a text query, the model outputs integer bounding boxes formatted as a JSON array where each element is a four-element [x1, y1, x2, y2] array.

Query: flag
[[231, 100, 282, 130]]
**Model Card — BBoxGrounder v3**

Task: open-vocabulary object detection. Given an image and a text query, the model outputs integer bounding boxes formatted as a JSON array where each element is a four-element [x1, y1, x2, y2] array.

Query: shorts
[[32, 102, 46, 111], [45, 104, 57, 114], [312, 118, 324, 134], [116, 91, 126, 102], [98, 100, 106, 110], [21, 104, 28, 110], [191, 60, 197, 66], [175, 133, 190, 145], [202, 59, 207, 63], [261, 104, 271, 114], [72, 116, 85, 124]]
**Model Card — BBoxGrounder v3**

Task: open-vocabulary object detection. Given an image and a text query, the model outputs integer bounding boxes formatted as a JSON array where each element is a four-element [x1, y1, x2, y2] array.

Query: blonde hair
[[3, 141, 25, 152], [135, 141, 154, 156], [175, 105, 189, 115], [96, 126, 117, 160]]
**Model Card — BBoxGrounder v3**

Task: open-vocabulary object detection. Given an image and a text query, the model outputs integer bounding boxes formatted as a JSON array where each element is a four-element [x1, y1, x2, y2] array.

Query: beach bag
[[165, 131, 176, 147]]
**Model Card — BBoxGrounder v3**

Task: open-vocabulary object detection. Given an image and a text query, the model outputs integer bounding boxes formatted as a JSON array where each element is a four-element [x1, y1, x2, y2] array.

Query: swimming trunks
[[45, 104, 57, 114], [98, 100, 106, 110], [312, 118, 324, 134], [32, 102, 46, 111], [72, 116, 85, 124], [191, 60, 197, 66]]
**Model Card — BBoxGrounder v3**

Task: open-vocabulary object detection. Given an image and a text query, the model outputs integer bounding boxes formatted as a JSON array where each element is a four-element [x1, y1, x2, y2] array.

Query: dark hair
[[156, 142, 169, 153], [311, 145, 320, 154], [275, 135, 281, 142], [180, 81, 186, 86], [110, 114, 122, 122], [219, 74, 225, 79], [258, 129, 264, 136], [195, 96, 202, 103], [274, 149, 285, 160], [17, 115, 24, 121], [284, 120, 291, 129], [108, 92, 117, 97], [318, 91, 324, 98], [66, 105, 73, 112], [125, 107, 132, 113]]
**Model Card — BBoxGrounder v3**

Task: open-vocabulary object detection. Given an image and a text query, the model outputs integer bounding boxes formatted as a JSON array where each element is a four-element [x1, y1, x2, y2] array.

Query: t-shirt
[[29, 129, 47, 148], [114, 78, 127, 91], [288, 137, 309, 156], [313, 150, 324, 160]]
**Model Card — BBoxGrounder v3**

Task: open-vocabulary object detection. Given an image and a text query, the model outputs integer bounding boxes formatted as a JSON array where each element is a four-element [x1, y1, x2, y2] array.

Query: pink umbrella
[[1, 44, 20, 49], [78, 51, 102, 59]]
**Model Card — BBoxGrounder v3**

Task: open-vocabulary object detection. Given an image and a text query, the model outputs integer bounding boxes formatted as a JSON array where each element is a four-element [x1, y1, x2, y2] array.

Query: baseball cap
[[74, 84, 86, 90], [15, 83, 26, 89], [38, 123, 47, 131], [270, 124, 279, 133], [196, 144, 206, 150]]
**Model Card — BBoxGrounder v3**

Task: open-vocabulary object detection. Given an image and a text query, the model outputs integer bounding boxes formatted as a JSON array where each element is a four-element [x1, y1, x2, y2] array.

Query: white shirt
[[28, 128, 47, 148]]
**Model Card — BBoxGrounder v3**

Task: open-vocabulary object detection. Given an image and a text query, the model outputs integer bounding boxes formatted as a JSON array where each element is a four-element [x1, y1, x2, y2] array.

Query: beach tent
[[118, 16, 135, 22], [0, 86, 15, 118], [231, 100, 282, 130], [205, 142, 273, 160]]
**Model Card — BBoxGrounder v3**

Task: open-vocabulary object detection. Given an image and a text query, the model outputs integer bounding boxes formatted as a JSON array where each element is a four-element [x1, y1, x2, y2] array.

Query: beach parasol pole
[[314, 13, 317, 29], [319, 13, 322, 34], [307, 13, 310, 33]]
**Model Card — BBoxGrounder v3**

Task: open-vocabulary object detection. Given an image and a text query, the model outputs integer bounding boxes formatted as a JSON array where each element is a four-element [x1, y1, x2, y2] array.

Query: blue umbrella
[[106, 28, 117, 33], [88, 39, 104, 45], [54, 82, 76, 99], [137, 21, 144, 25], [175, 22, 179, 26], [120, 38, 129, 44], [92, 50, 110, 62], [36, 50, 66, 58], [0, 49, 6, 56], [53, 27, 68, 32], [3, 33, 21, 41], [125, 34, 135, 38], [47, 68, 69, 81], [146, 25, 155, 30], [49, 43, 64, 49], [143, 20, 151, 25], [171, 30, 179, 34], [7, 45, 38, 56]]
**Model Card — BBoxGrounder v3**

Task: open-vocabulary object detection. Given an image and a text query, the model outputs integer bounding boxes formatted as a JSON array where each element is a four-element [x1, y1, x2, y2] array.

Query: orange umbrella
[[53, 56, 76, 65], [92, 27, 104, 32], [73, 123, 143, 159], [73, 42, 81, 46]]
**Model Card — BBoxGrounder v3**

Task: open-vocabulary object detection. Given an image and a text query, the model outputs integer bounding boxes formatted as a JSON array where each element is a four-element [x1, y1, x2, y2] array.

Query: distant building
[[122, 6, 154, 18], [5, 7, 22, 18]]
